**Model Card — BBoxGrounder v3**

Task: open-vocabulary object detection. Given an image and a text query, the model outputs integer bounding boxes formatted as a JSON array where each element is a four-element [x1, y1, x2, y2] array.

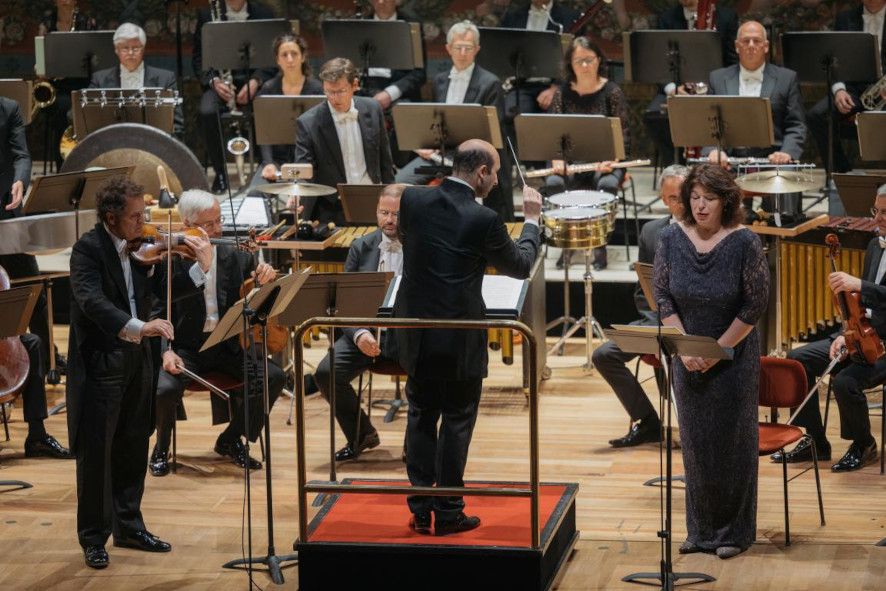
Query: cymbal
[[255, 182, 337, 197], [735, 170, 818, 194]]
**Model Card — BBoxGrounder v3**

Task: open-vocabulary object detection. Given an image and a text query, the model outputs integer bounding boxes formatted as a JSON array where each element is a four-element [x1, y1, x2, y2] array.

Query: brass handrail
[[292, 316, 540, 548]]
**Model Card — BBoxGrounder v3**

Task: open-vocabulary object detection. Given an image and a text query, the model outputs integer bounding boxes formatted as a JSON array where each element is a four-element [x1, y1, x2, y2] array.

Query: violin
[[0, 266, 30, 409], [128, 225, 256, 265], [826, 233, 884, 364]]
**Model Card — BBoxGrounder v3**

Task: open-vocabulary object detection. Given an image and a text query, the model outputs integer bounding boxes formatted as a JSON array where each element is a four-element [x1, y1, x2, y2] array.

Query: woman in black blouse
[[252, 34, 323, 187], [547, 37, 631, 269]]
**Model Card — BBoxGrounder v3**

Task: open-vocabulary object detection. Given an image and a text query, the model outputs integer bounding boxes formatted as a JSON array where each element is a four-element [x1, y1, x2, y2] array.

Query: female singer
[[252, 34, 323, 188], [547, 37, 630, 269], [653, 164, 769, 559]]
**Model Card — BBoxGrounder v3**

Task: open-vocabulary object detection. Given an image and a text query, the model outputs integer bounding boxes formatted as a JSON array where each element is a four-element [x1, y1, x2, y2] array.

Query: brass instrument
[[227, 135, 251, 189], [30, 80, 56, 119], [860, 74, 886, 111], [209, 0, 242, 116]]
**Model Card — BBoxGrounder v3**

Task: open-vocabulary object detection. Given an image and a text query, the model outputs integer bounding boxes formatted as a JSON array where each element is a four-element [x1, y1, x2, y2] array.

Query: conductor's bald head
[[452, 139, 500, 199]]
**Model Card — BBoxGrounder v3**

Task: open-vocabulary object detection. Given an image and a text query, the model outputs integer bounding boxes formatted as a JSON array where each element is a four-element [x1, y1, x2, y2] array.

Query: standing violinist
[[777, 184, 886, 472], [151, 190, 283, 477], [67, 177, 208, 569]]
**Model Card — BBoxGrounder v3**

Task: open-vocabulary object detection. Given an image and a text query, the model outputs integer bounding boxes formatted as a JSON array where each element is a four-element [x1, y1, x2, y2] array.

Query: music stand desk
[[476, 27, 563, 81], [515, 114, 625, 162], [322, 20, 423, 70], [392, 103, 503, 151], [41, 31, 116, 79], [23, 166, 134, 215], [0, 79, 32, 125], [856, 112, 886, 162], [72, 89, 176, 138], [668, 95, 774, 153], [782, 32, 881, 84], [338, 184, 385, 225], [254, 95, 325, 146], [623, 30, 723, 85], [201, 19, 293, 72], [834, 172, 886, 217]]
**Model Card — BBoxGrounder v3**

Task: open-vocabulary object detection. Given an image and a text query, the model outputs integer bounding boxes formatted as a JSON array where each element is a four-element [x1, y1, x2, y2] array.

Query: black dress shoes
[[831, 440, 878, 473], [24, 434, 73, 459], [771, 435, 831, 463], [211, 174, 228, 195], [214, 438, 262, 470], [609, 418, 662, 448], [303, 373, 319, 396], [84, 545, 109, 569], [114, 529, 172, 552], [335, 431, 381, 462], [435, 513, 481, 536], [149, 447, 170, 477], [409, 512, 432, 535]]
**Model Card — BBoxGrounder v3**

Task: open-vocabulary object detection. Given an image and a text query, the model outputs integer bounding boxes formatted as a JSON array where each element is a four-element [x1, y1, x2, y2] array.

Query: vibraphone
[[780, 216, 877, 342], [297, 224, 527, 363]]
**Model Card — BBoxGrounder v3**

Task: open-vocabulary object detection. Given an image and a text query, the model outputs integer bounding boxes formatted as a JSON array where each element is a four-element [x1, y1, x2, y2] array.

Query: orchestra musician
[[252, 34, 323, 190], [192, 0, 277, 194], [806, 0, 886, 176], [546, 37, 630, 270], [88, 23, 183, 136], [704, 20, 806, 217], [592, 165, 687, 448], [292, 58, 395, 225], [0, 96, 64, 373], [776, 184, 886, 473], [393, 20, 514, 221], [151, 189, 284, 477], [307, 184, 406, 462], [67, 177, 208, 569], [394, 140, 541, 536]]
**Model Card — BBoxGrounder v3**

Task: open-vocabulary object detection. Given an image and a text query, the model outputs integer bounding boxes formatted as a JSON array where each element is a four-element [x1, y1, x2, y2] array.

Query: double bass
[[826, 233, 884, 364]]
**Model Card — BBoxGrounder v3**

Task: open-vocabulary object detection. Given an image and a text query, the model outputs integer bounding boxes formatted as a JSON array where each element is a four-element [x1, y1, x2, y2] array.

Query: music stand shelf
[[745, 213, 828, 238], [259, 228, 345, 251]]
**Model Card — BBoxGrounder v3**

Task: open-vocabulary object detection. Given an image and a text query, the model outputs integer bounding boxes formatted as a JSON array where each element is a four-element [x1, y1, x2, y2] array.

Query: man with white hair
[[88, 22, 183, 134], [776, 183, 886, 473], [395, 20, 513, 220], [149, 189, 284, 477]]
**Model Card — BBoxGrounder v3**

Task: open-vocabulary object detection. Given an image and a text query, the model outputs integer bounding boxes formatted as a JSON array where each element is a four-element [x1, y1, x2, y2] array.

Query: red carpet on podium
[[308, 480, 568, 547]]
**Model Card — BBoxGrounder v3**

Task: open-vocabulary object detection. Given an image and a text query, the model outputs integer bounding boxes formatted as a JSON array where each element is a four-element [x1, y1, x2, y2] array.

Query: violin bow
[[157, 165, 176, 352]]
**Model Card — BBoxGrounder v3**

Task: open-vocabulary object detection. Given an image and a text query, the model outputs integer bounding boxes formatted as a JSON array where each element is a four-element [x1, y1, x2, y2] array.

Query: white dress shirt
[[865, 5, 885, 54], [527, 2, 553, 31], [353, 234, 403, 345], [202, 245, 220, 332], [446, 63, 475, 104], [120, 62, 145, 90], [225, 1, 249, 21], [329, 100, 372, 184], [369, 12, 403, 102], [738, 64, 765, 97], [105, 225, 144, 342], [684, 7, 697, 30]]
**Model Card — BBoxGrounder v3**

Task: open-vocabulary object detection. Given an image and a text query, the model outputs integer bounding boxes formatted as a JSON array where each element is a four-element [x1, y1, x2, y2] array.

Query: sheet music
[[610, 324, 684, 336], [383, 274, 526, 313], [226, 196, 269, 227]]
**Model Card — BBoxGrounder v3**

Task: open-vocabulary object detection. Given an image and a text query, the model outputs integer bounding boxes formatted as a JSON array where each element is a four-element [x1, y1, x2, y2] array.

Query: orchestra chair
[[618, 173, 641, 261], [353, 358, 408, 458], [822, 381, 885, 475], [634, 353, 667, 399], [172, 371, 240, 473], [759, 356, 826, 546]]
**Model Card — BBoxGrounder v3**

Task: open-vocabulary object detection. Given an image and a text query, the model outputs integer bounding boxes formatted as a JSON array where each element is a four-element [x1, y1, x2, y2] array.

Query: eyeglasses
[[193, 216, 225, 230], [324, 89, 351, 98], [117, 46, 144, 54], [377, 209, 399, 219], [870, 207, 886, 218], [450, 44, 477, 53], [571, 57, 598, 67]]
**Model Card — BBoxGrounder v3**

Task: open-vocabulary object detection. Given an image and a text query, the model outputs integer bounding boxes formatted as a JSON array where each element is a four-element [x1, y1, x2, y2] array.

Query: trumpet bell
[[227, 136, 250, 156]]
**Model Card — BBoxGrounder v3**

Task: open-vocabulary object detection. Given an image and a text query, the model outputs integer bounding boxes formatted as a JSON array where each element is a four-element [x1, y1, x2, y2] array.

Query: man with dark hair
[[67, 177, 209, 569], [293, 58, 395, 225], [394, 139, 541, 536], [308, 183, 406, 461]]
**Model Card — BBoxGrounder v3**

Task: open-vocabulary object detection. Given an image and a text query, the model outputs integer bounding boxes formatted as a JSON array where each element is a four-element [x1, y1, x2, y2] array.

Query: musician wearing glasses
[[292, 58, 395, 225], [304, 184, 406, 462], [807, 0, 886, 176], [88, 23, 183, 135], [777, 184, 886, 473], [152, 190, 283, 477]]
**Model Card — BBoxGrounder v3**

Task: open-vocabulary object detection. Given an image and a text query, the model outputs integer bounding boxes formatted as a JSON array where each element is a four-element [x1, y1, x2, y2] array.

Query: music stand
[[856, 112, 886, 162], [782, 32, 881, 210], [476, 27, 563, 82], [322, 20, 423, 73], [71, 89, 177, 138], [606, 326, 731, 591], [41, 31, 116, 80], [833, 172, 886, 217], [338, 184, 384, 224], [0, 284, 42, 493], [0, 79, 32, 125], [277, 272, 394, 507], [253, 95, 325, 146], [515, 113, 625, 162], [201, 270, 309, 584], [668, 96, 774, 160], [624, 30, 723, 86]]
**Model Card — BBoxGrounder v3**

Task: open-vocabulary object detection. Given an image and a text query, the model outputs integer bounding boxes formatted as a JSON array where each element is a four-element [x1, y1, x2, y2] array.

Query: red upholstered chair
[[173, 371, 241, 473], [759, 357, 826, 546]]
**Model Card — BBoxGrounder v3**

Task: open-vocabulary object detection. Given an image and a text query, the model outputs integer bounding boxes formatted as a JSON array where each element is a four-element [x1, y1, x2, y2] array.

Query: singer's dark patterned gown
[[653, 224, 770, 551]]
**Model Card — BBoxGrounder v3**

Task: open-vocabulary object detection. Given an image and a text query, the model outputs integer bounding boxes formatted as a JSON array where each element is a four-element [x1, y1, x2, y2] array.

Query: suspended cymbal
[[255, 182, 337, 197], [735, 170, 818, 194]]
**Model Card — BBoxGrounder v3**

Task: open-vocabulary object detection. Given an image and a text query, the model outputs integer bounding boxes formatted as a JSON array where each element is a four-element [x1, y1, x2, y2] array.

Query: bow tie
[[742, 71, 764, 84], [380, 238, 401, 254], [529, 5, 549, 16], [334, 109, 359, 123], [449, 69, 471, 81]]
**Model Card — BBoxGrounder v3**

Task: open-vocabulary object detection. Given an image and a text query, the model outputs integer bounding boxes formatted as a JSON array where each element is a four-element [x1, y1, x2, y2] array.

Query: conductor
[[394, 139, 542, 535]]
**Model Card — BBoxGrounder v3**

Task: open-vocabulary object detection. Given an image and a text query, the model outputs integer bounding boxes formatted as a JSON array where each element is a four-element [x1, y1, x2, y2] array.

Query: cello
[[826, 233, 885, 364], [0, 266, 31, 414]]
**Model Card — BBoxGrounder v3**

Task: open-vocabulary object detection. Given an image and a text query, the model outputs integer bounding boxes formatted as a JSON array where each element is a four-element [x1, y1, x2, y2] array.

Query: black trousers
[[76, 345, 152, 548], [154, 341, 284, 451], [19, 333, 49, 429], [405, 376, 482, 520], [0, 253, 53, 362], [806, 94, 863, 174], [199, 88, 232, 180], [315, 333, 392, 446], [591, 319, 659, 423]]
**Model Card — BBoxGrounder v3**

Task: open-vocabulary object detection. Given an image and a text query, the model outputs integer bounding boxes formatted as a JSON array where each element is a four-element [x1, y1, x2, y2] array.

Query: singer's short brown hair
[[319, 57, 358, 84]]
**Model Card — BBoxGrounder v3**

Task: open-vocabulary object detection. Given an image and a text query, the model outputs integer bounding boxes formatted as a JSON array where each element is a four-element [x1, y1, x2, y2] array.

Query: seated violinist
[[150, 190, 284, 477], [777, 183, 886, 472]]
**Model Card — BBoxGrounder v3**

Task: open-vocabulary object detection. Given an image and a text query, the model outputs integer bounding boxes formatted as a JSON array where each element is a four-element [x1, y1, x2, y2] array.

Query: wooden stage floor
[[0, 336, 884, 590]]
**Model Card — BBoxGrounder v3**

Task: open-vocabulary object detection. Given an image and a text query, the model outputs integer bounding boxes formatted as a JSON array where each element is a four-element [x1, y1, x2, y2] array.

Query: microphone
[[156, 165, 177, 209]]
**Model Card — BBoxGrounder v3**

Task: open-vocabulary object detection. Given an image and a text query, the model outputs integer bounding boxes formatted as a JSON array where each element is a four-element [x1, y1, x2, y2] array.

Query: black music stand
[[0, 283, 42, 493], [338, 184, 384, 224], [624, 30, 723, 87], [202, 269, 310, 584], [71, 89, 177, 138], [833, 172, 886, 217], [253, 95, 325, 146], [515, 113, 625, 162], [856, 112, 886, 163], [668, 96, 774, 160], [276, 272, 394, 508], [0, 79, 32, 125], [606, 326, 732, 591], [42, 31, 116, 80], [782, 32, 881, 213], [322, 20, 424, 76], [476, 27, 563, 82]]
